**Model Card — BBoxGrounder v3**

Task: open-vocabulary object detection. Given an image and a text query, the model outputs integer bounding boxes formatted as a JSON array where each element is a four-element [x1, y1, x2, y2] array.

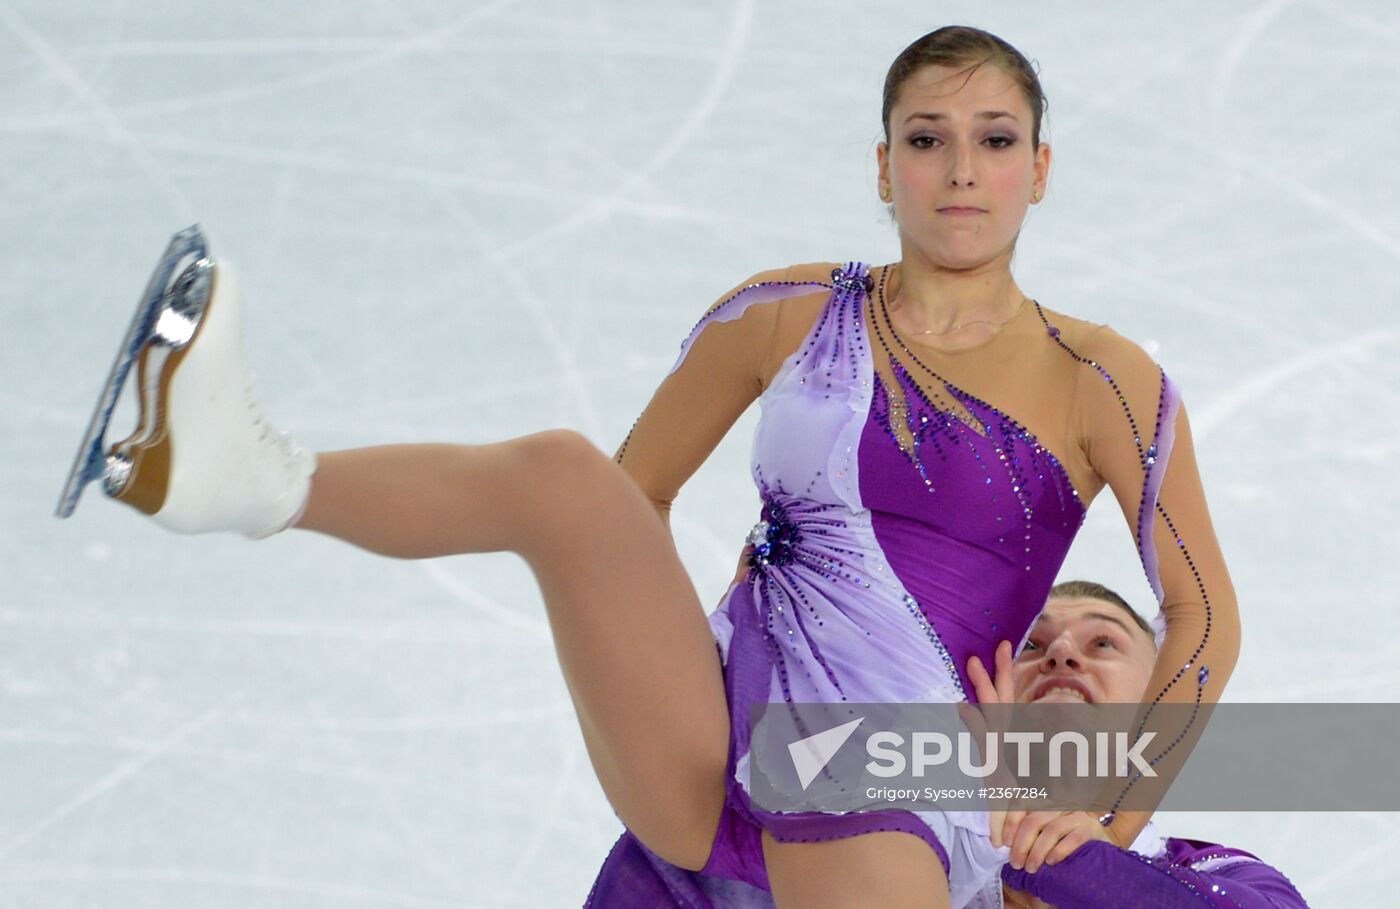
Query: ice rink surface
[[2, 1, 1397, 906]]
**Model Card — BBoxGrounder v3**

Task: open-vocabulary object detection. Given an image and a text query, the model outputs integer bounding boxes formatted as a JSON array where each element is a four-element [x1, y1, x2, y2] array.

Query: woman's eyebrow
[[903, 111, 1018, 125]]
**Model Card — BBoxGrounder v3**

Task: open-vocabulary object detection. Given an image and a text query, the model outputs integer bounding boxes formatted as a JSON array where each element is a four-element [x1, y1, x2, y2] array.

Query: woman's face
[[877, 63, 1050, 270]]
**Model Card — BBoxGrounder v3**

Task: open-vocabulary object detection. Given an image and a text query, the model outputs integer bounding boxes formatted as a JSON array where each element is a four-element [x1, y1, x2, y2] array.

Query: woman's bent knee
[[518, 428, 605, 470], [509, 430, 616, 552]]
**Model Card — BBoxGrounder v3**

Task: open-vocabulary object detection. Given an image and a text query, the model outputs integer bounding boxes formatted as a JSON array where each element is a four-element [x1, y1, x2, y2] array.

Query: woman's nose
[[948, 142, 977, 187]]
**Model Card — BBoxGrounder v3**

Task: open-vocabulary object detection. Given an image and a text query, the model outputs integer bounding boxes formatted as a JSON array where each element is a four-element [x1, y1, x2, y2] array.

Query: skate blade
[[106, 259, 221, 515], [55, 225, 214, 518]]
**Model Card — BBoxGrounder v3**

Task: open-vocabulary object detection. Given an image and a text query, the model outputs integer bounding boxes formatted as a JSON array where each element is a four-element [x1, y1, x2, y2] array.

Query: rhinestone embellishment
[[746, 499, 802, 570]]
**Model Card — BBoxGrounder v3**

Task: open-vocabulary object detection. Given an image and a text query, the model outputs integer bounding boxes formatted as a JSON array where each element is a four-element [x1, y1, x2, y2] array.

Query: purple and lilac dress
[[588, 261, 1239, 908]]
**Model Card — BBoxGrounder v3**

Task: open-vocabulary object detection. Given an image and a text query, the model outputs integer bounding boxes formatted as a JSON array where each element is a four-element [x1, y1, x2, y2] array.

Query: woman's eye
[[1093, 637, 1117, 650], [907, 135, 1015, 150], [1021, 639, 1041, 653]]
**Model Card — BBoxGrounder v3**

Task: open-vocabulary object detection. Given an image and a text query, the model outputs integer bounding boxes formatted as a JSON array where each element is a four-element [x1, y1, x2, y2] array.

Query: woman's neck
[[891, 247, 1025, 331]]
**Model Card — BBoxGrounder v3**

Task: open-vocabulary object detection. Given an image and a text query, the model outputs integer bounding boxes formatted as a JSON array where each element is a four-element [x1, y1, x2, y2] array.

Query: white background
[[2, 1, 1396, 906]]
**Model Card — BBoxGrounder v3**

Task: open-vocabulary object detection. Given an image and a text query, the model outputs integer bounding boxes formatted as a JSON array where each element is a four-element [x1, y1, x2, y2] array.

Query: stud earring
[[880, 186, 892, 202], [1032, 190, 1042, 203]]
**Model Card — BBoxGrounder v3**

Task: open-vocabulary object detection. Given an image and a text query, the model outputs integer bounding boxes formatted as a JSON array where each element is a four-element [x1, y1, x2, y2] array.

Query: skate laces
[[241, 366, 299, 464]]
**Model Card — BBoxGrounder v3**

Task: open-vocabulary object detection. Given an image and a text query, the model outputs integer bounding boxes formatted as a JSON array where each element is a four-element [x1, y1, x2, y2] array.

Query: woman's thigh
[[520, 432, 732, 871], [306, 432, 733, 871]]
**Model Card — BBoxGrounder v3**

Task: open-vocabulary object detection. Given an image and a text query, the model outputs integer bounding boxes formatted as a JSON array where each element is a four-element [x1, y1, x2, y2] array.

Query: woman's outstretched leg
[[77, 251, 731, 871], [298, 434, 731, 869]]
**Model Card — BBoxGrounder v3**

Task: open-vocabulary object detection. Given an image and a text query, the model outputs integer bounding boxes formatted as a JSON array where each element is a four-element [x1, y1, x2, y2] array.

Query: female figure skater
[[65, 26, 1240, 909]]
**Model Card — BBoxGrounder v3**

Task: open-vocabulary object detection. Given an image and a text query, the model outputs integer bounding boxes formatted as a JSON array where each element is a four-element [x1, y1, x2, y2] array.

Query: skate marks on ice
[[0, 2, 195, 215], [8, 1, 1400, 907], [0, 697, 236, 862]]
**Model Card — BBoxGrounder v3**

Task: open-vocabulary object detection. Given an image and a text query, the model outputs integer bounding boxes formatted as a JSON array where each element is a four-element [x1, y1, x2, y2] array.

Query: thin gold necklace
[[886, 264, 1029, 336]]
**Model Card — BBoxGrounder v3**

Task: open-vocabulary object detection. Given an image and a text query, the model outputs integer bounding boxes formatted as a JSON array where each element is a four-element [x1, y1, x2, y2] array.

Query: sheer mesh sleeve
[[1003, 839, 1310, 909], [1073, 325, 1242, 840], [612, 266, 831, 524]]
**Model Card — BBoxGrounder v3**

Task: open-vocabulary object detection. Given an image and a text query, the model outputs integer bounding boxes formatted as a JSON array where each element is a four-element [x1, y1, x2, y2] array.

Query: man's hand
[[965, 640, 1120, 868], [1006, 809, 1117, 873], [962, 639, 1018, 848]]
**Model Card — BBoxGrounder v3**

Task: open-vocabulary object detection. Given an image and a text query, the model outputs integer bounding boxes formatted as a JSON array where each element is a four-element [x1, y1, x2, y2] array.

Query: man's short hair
[[1047, 580, 1156, 644]]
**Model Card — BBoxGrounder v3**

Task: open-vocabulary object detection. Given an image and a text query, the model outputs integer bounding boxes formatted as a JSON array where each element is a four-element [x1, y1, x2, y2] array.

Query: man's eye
[[1094, 637, 1117, 649], [1021, 639, 1041, 653]]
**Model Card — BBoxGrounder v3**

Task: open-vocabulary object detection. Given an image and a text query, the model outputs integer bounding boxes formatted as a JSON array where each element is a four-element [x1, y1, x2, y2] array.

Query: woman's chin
[[908, 238, 1010, 272]]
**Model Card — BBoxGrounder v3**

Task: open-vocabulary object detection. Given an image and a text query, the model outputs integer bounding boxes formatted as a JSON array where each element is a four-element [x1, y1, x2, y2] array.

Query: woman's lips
[[939, 207, 985, 215]]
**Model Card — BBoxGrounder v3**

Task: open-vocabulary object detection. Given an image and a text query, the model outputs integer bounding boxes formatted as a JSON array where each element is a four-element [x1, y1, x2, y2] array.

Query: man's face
[[1012, 596, 1157, 705]]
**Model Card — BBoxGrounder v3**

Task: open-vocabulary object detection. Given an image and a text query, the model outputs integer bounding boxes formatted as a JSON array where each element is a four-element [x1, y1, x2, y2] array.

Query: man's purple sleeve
[[1001, 839, 1310, 908]]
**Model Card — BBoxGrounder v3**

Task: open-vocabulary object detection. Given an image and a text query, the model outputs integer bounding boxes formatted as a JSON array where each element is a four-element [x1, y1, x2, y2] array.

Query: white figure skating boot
[[57, 225, 316, 538]]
